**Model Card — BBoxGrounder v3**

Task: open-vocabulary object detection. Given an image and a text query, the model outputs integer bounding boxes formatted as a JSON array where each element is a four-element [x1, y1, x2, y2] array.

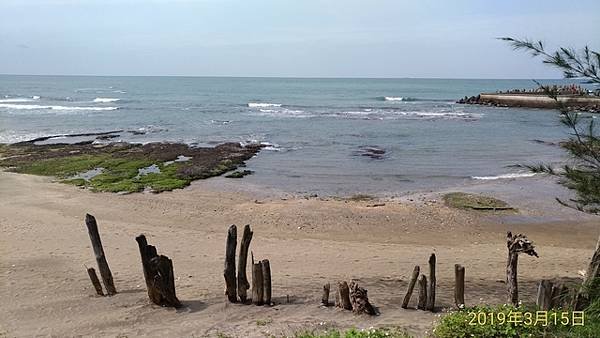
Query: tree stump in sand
[[402, 265, 420, 309], [454, 264, 465, 308], [135, 235, 181, 308], [337, 281, 352, 310], [506, 232, 538, 306], [261, 259, 272, 306], [224, 225, 237, 303], [85, 214, 117, 295], [86, 267, 104, 296], [426, 253, 436, 311], [252, 261, 264, 305], [322, 283, 330, 306], [417, 275, 428, 310], [237, 224, 253, 303], [349, 281, 376, 315]]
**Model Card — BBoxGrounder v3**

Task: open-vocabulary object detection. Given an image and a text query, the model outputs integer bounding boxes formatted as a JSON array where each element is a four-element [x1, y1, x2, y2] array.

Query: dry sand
[[1, 172, 599, 337]]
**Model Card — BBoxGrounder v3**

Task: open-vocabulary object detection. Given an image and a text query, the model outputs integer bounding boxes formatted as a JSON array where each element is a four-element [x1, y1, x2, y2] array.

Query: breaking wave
[[0, 103, 119, 112], [93, 97, 120, 103], [248, 102, 282, 108], [0, 96, 40, 103], [472, 172, 536, 180]]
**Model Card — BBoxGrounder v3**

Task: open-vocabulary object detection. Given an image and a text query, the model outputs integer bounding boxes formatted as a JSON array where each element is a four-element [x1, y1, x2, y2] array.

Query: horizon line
[[0, 73, 567, 81]]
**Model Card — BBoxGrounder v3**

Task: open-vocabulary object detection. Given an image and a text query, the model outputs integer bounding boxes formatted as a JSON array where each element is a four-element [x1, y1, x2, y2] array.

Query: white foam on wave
[[248, 102, 282, 108], [472, 172, 536, 180], [0, 103, 119, 111], [385, 96, 404, 101], [93, 97, 120, 103], [0, 95, 40, 103]]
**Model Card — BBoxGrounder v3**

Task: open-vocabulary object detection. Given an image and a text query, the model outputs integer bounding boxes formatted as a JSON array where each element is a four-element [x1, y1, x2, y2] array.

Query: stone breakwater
[[457, 94, 600, 113]]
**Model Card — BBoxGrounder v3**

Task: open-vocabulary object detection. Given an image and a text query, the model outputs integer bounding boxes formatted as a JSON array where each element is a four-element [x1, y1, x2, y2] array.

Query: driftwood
[[252, 261, 264, 305], [417, 275, 428, 310], [224, 225, 237, 303], [337, 281, 352, 310], [237, 224, 253, 303], [135, 235, 181, 307], [349, 281, 377, 315], [426, 253, 436, 311], [506, 232, 538, 306], [85, 214, 117, 295], [261, 259, 272, 306], [454, 264, 465, 308], [401, 265, 420, 309], [322, 283, 330, 306], [86, 267, 104, 296]]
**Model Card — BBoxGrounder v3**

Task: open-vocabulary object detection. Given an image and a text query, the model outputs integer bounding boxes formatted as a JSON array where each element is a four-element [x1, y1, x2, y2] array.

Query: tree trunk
[[85, 214, 117, 295], [252, 262, 264, 305], [585, 235, 600, 283], [237, 224, 253, 303], [417, 275, 428, 310], [426, 253, 436, 311], [322, 283, 330, 306], [261, 259, 272, 306], [337, 281, 352, 310], [401, 265, 420, 309], [454, 264, 465, 308], [86, 267, 104, 296], [224, 224, 237, 303], [506, 232, 538, 306], [349, 281, 376, 315]]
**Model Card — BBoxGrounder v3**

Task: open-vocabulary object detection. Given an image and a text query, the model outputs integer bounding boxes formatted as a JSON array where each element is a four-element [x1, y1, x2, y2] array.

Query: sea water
[[0, 75, 579, 195]]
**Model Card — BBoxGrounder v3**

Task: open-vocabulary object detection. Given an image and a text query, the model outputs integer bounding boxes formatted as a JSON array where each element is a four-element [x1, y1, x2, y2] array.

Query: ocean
[[0, 75, 575, 195]]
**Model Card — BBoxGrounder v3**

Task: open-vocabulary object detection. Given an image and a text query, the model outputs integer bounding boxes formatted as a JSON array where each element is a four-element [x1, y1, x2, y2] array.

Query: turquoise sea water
[[0, 75, 579, 195]]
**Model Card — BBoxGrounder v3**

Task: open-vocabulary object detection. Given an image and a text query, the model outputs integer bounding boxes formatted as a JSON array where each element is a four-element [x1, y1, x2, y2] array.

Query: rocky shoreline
[[457, 93, 600, 113], [0, 133, 262, 193]]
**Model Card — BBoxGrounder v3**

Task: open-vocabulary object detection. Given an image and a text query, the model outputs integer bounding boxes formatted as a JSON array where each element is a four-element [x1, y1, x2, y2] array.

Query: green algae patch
[[0, 138, 261, 193], [225, 169, 254, 178], [443, 192, 514, 211]]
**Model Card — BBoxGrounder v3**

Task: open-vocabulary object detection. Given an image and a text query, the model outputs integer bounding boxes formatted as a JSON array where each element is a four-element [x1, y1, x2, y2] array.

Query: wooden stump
[[135, 235, 181, 308], [537, 280, 553, 310], [426, 253, 436, 311], [585, 235, 600, 283], [417, 275, 427, 310], [402, 265, 420, 309], [322, 283, 330, 306], [252, 261, 264, 305], [337, 281, 352, 310], [237, 224, 253, 303], [506, 232, 538, 306], [224, 225, 237, 303], [349, 281, 376, 315], [454, 264, 465, 308], [85, 214, 117, 295], [261, 259, 272, 306], [87, 267, 104, 296]]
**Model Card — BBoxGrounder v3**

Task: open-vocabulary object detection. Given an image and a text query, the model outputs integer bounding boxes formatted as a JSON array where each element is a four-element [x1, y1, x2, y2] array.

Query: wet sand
[[0, 172, 598, 337]]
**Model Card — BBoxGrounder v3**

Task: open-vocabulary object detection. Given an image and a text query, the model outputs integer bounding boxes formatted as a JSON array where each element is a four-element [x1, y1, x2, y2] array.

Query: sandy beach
[[1, 171, 598, 337]]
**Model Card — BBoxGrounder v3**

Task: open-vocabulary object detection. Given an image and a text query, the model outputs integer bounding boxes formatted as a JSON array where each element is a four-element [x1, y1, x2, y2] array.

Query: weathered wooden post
[[237, 224, 253, 303], [426, 253, 436, 311], [417, 275, 428, 310], [252, 261, 264, 305], [349, 281, 376, 315], [85, 214, 117, 295], [322, 283, 330, 306], [224, 225, 237, 303], [135, 234, 181, 308], [261, 259, 272, 306], [537, 280, 553, 310], [337, 281, 352, 310], [585, 235, 600, 283], [86, 267, 104, 296], [402, 265, 420, 309], [506, 232, 538, 306], [454, 264, 465, 308]]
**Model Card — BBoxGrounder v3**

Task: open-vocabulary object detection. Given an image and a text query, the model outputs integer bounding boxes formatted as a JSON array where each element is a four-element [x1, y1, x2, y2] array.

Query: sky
[[0, 0, 599, 78]]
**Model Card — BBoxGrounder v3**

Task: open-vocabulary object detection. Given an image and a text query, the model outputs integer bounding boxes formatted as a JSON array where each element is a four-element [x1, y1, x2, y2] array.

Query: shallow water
[[0, 75, 580, 195]]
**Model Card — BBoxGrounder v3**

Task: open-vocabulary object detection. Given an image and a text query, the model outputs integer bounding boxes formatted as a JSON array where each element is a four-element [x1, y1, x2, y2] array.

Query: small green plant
[[256, 318, 272, 326], [295, 327, 411, 338]]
